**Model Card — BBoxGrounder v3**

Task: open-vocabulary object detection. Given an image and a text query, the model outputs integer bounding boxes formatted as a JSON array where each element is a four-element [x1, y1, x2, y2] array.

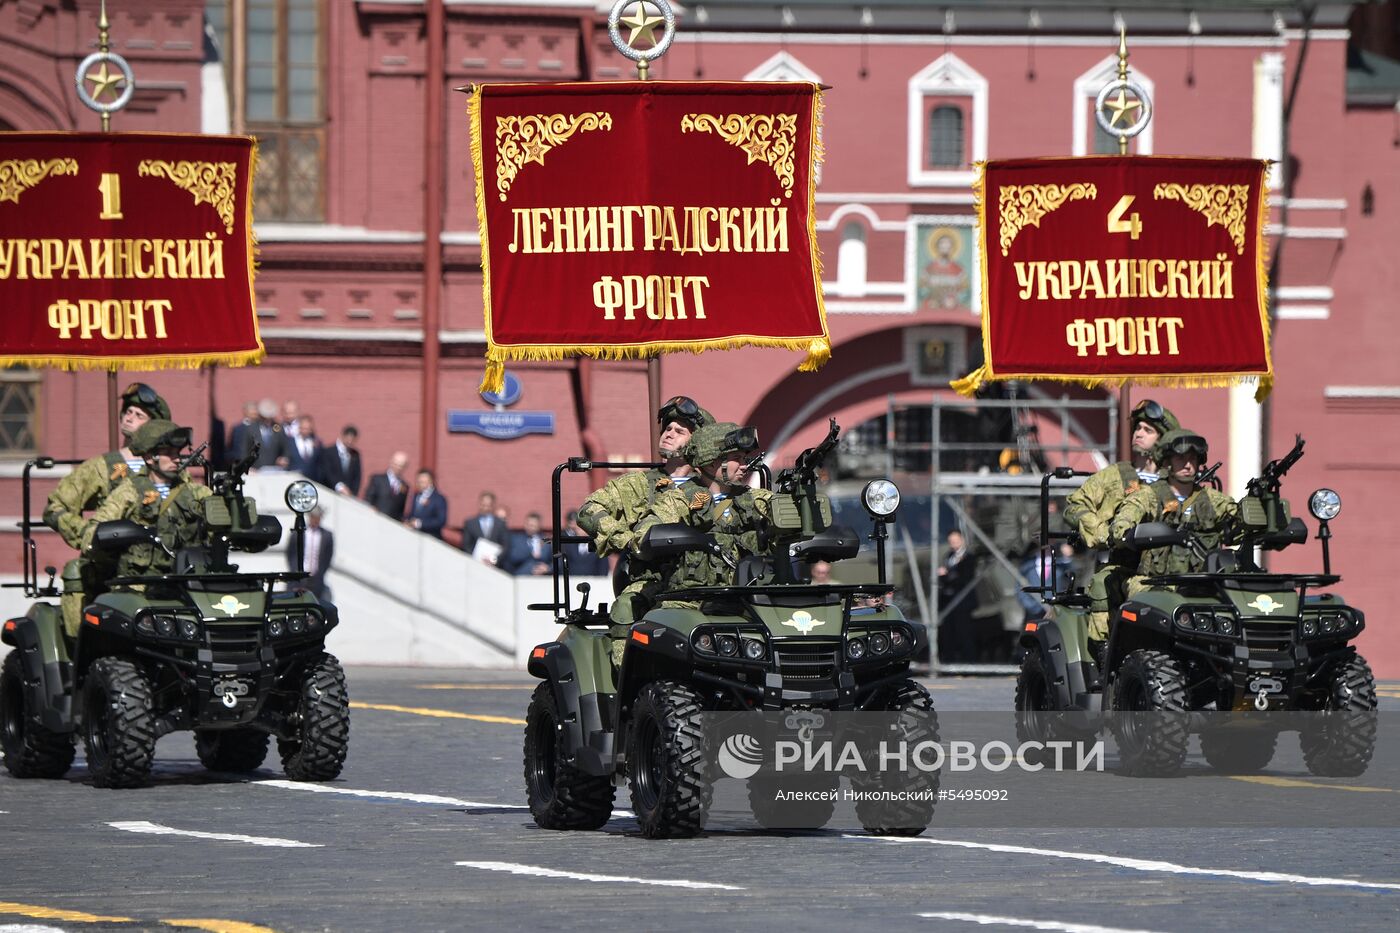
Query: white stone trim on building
[[907, 53, 988, 189]]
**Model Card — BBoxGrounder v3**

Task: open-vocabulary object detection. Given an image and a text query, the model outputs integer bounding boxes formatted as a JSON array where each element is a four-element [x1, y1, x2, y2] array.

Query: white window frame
[[1073, 54, 1155, 156], [907, 53, 987, 188]]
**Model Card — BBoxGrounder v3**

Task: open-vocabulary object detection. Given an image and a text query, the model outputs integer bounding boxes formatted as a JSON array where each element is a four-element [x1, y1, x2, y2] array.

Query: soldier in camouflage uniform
[[1062, 399, 1179, 646], [1109, 428, 1238, 591], [43, 383, 171, 638], [80, 420, 212, 585], [610, 422, 770, 665]]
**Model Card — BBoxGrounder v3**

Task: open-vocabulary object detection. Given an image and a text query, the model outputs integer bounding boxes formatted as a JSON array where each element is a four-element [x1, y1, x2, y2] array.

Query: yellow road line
[[164, 920, 281, 933], [351, 701, 526, 725], [1230, 775, 1395, 794], [416, 683, 536, 691], [0, 901, 132, 923]]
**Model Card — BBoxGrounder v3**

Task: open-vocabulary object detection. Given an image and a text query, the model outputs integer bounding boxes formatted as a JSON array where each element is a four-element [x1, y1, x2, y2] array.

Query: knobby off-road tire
[[1301, 654, 1378, 778], [195, 728, 271, 773], [523, 682, 615, 830], [279, 653, 349, 781], [1014, 647, 1098, 764], [746, 772, 839, 831], [626, 681, 712, 839], [82, 657, 156, 789], [1199, 728, 1278, 773], [1, 650, 75, 779], [1111, 649, 1189, 777], [854, 679, 940, 837]]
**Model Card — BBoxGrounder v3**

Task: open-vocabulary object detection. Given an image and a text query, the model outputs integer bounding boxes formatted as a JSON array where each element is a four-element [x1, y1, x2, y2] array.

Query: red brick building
[[3, 1, 1398, 671]]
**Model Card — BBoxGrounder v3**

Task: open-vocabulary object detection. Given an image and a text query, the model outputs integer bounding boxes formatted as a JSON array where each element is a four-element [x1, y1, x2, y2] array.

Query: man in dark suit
[[226, 401, 258, 469], [563, 510, 609, 575], [407, 468, 448, 539], [287, 507, 334, 602], [230, 398, 287, 469], [504, 511, 551, 576], [316, 425, 362, 496], [285, 413, 323, 482], [364, 451, 411, 520], [461, 490, 509, 564]]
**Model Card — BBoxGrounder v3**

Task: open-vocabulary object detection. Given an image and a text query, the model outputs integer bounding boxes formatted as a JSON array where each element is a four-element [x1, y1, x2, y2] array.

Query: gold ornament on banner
[[1153, 183, 1251, 254], [0, 158, 79, 205], [681, 113, 799, 199], [138, 160, 239, 234], [996, 183, 1097, 256], [494, 112, 613, 202]]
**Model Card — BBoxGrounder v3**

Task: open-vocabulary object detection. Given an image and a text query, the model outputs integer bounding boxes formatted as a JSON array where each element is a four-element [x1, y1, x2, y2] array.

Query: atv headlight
[[1301, 618, 1317, 637], [1214, 615, 1235, 636], [742, 638, 765, 661], [862, 480, 901, 518], [154, 615, 176, 638], [180, 619, 199, 640], [889, 629, 906, 650], [869, 632, 890, 655], [716, 635, 738, 657], [847, 638, 867, 661], [695, 632, 714, 653], [1174, 609, 1193, 629], [268, 618, 284, 638], [1308, 488, 1341, 522], [285, 480, 319, 514]]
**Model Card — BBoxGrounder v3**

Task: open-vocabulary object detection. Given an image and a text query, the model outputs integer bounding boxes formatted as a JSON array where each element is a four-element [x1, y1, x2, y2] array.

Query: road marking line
[[847, 836, 1400, 891], [163, 920, 281, 933], [0, 902, 130, 923], [1230, 775, 1395, 794], [417, 684, 535, 691], [350, 701, 526, 725], [108, 821, 321, 848], [918, 912, 1162, 933], [456, 861, 743, 890], [251, 779, 636, 818], [0, 925, 70, 933]]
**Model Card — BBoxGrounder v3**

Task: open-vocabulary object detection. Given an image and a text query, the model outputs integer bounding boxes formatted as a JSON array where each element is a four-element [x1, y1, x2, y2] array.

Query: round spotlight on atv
[[861, 480, 901, 518], [1308, 488, 1341, 521], [1215, 616, 1235, 636], [154, 615, 175, 638], [717, 635, 739, 657], [180, 619, 199, 640], [285, 480, 319, 514], [268, 618, 284, 638], [869, 633, 890, 654], [847, 638, 867, 661], [696, 632, 714, 653], [1301, 619, 1317, 637], [742, 638, 765, 661]]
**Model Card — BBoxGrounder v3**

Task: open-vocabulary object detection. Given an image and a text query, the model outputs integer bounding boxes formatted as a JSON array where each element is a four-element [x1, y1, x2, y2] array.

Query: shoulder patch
[[689, 490, 711, 510], [655, 477, 672, 490], [141, 489, 159, 506], [110, 462, 128, 481]]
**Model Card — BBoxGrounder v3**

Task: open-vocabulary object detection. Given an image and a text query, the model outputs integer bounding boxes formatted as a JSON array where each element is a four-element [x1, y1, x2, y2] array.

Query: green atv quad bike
[[1, 447, 350, 788], [1015, 436, 1376, 777], [524, 421, 939, 838]]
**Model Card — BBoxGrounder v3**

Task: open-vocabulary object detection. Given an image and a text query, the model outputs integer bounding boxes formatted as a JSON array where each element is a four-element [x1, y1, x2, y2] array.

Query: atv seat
[[1206, 550, 1239, 574]]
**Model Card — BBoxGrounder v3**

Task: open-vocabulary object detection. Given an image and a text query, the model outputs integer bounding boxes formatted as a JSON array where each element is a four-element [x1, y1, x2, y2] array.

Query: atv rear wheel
[[1110, 649, 1189, 777], [523, 682, 615, 830], [626, 680, 712, 839], [1014, 647, 1097, 753], [82, 657, 156, 789], [1199, 728, 1277, 773], [747, 772, 838, 830], [1, 650, 75, 779], [854, 679, 940, 836], [279, 653, 349, 781], [1301, 654, 1377, 778], [195, 728, 271, 773]]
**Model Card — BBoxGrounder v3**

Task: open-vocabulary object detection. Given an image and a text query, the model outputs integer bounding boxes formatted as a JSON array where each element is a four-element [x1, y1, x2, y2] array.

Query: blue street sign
[[480, 371, 523, 407], [448, 410, 554, 440]]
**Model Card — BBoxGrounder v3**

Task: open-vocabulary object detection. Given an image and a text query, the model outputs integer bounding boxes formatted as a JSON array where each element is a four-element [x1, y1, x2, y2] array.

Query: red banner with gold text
[[954, 156, 1272, 400], [469, 81, 828, 393], [0, 132, 262, 370]]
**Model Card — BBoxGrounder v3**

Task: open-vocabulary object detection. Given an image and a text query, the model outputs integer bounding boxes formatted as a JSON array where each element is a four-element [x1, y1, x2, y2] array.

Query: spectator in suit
[[285, 413, 322, 482], [316, 425, 362, 496], [226, 401, 258, 468], [505, 511, 551, 576], [231, 398, 287, 469], [407, 468, 448, 538], [563, 510, 609, 575], [287, 507, 334, 602], [461, 491, 509, 563], [282, 399, 302, 440], [364, 451, 411, 520], [937, 529, 979, 664]]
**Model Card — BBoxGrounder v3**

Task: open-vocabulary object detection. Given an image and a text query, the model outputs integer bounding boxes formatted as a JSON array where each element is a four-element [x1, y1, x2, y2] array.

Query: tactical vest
[[664, 492, 765, 591], [113, 474, 207, 578], [1141, 481, 1221, 575]]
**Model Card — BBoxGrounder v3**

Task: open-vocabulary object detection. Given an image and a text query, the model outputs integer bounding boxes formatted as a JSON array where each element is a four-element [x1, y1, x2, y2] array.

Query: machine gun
[[767, 419, 845, 583], [1236, 434, 1308, 555], [1248, 434, 1305, 497], [775, 418, 839, 495]]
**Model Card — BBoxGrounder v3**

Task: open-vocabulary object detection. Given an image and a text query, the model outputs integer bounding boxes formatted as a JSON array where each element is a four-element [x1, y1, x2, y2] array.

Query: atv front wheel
[[195, 728, 271, 773], [626, 681, 712, 839], [1301, 654, 1377, 777], [1199, 727, 1277, 773], [1, 650, 75, 779], [523, 682, 615, 830], [279, 654, 349, 781], [853, 679, 940, 836], [1014, 647, 1098, 752], [1110, 649, 1189, 777], [82, 657, 156, 789]]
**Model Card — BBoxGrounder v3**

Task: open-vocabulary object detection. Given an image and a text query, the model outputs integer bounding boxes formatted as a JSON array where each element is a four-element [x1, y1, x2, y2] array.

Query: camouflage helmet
[[129, 419, 193, 456], [120, 382, 171, 421], [1153, 428, 1208, 466], [685, 422, 762, 468], [657, 395, 713, 433], [1130, 398, 1180, 438]]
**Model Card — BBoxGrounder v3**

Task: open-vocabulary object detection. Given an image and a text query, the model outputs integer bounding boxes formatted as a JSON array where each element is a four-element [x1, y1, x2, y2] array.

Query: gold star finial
[[85, 60, 126, 102], [619, 1, 664, 49], [1103, 88, 1142, 128]]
